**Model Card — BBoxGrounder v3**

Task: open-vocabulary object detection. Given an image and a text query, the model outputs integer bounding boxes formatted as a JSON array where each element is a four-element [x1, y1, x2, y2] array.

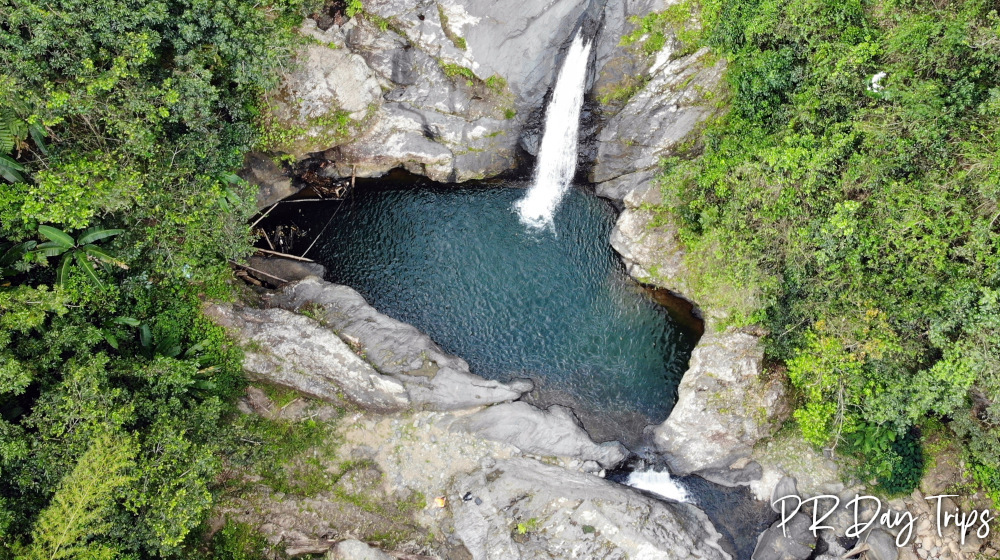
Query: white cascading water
[[515, 28, 593, 228], [625, 470, 692, 503]]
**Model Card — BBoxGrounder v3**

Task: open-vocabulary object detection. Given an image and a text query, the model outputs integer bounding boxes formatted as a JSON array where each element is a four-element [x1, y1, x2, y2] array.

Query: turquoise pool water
[[272, 179, 698, 441]]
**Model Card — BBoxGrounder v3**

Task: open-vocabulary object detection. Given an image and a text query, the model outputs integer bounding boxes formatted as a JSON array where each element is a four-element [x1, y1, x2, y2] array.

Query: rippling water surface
[[274, 179, 698, 439]]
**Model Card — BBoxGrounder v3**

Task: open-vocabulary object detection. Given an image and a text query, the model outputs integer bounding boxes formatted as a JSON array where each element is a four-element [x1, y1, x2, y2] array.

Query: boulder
[[451, 401, 627, 468], [270, 277, 532, 410], [751, 513, 817, 560], [266, 22, 382, 157], [865, 529, 900, 560], [204, 304, 410, 412], [451, 457, 732, 560], [653, 330, 790, 481], [327, 539, 394, 560], [240, 152, 299, 210], [770, 476, 799, 513]]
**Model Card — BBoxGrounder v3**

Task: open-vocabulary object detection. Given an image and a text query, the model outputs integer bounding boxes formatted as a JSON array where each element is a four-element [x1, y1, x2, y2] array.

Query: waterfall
[[626, 469, 692, 503], [515, 28, 592, 229]]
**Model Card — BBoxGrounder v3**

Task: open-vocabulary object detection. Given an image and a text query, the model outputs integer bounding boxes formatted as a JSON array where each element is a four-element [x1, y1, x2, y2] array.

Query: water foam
[[626, 469, 692, 503], [515, 28, 592, 228]]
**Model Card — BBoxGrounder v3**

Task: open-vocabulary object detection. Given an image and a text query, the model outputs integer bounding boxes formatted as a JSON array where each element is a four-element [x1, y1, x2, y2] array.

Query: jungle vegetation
[[653, 0, 1000, 495], [0, 0, 326, 557]]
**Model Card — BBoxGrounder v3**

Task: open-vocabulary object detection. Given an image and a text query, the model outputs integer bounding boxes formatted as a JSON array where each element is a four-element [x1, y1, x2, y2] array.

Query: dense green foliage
[[0, 0, 315, 556], [658, 0, 1000, 493]]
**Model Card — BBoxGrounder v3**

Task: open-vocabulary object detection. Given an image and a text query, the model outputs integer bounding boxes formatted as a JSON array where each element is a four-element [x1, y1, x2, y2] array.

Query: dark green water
[[273, 179, 698, 439]]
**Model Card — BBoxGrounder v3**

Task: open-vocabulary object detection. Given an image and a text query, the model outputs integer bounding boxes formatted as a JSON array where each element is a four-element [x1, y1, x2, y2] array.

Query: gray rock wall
[[653, 332, 790, 481], [258, 0, 708, 183]]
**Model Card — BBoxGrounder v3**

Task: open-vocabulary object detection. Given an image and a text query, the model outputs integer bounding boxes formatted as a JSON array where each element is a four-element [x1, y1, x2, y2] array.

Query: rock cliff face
[[591, 45, 726, 200], [652, 331, 790, 483], [259, 0, 729, 183], [266, 0, 599, 178]]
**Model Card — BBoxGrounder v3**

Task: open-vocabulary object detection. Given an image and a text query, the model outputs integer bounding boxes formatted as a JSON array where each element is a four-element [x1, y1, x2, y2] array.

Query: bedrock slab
[[652, 331, 790, 481], [451, 401, 627, 468], [270, 276, 532, 410], [451, 457, 732, 560], [205, 304, 410, 412]]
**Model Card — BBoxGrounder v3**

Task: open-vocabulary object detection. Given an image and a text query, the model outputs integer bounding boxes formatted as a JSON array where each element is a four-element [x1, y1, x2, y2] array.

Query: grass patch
[[220, 412, 342, 498], [437, 4, 468, 50], [598, 75, 648, 105], [440, 62, 477, 86], [485, 74, 507, 93]]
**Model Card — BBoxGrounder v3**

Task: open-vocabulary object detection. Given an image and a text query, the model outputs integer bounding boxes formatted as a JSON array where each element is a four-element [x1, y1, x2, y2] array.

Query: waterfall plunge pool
[[260, 175, 700, 445]]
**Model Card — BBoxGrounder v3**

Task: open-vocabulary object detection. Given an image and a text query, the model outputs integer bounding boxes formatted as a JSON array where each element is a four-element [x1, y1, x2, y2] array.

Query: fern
[[0, 108, 31, 182], [0, 117, 13, 154], [27, 433, 137, 560]]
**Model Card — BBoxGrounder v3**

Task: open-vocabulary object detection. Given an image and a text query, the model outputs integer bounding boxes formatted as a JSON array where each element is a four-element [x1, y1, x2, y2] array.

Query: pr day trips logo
[[772, 493, 992, 546]]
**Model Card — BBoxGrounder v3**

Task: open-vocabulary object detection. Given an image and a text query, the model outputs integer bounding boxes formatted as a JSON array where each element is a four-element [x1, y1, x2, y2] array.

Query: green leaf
[[56, 253, 73, 286], [140, 325, 152, 350], [34, 241, 69, 257], [81, 244, 119, 265], [113, 317, 141, 327], [75, 252, 104, 288], [183, 340, 208, 358], [192, 380, 216, 391], [1, 241, 34, 267], [28, 124, 49, 156], [78, 228, 123, 246], [38, 226, 75, 249], [104, 331, 120, 350], [0, 154, 24, 183], [0, 118, 12, 154]]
